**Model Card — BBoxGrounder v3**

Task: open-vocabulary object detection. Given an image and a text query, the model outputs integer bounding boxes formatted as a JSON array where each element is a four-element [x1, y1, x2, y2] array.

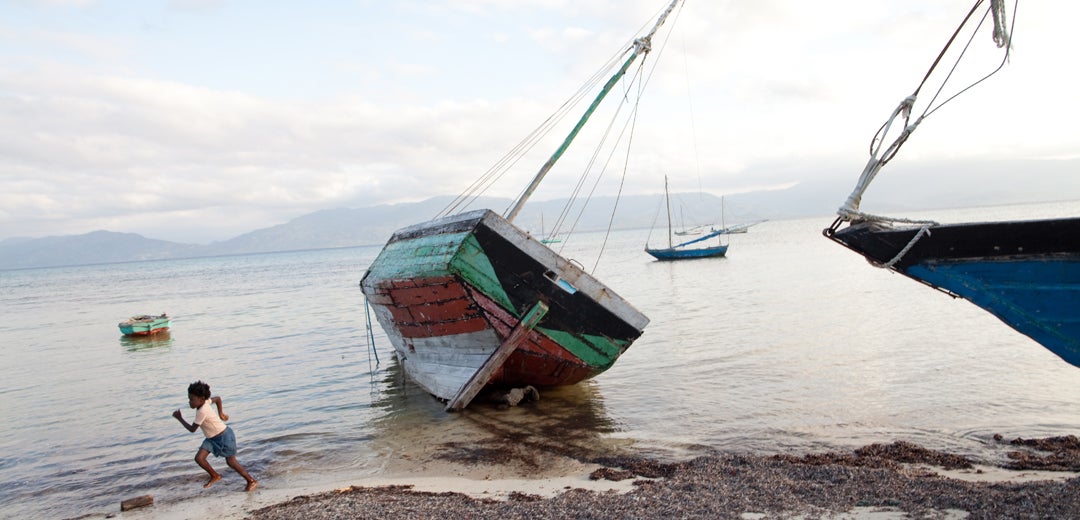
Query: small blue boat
[[645, 176, 728, 261], [646, 241, 728, 261], [118, 314, 171, 336]]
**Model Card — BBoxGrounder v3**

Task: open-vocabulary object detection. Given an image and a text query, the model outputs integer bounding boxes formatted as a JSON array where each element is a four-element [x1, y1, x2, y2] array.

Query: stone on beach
[[120, 494, 153, 511]]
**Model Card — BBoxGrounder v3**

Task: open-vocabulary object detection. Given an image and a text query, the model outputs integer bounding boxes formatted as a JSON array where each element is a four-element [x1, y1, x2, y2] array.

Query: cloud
[[167, 0, 225, 13], [1, 0, 1078, 243]]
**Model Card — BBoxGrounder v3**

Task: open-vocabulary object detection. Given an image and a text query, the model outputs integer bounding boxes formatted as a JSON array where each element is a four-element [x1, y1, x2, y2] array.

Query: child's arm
[[211, 396, 230, 421], [172, 409, 199, 432]]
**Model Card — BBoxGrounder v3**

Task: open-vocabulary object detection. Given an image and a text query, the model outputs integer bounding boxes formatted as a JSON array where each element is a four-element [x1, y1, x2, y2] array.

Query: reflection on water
[[119, 331, 174, 351], [368, 358, 627, 470]]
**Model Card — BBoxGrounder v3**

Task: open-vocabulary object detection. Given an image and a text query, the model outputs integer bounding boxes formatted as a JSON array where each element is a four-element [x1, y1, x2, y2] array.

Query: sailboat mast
[[664, 175, 673, 248], [719, 195, 725, 244], [506, 0, 682, 223]]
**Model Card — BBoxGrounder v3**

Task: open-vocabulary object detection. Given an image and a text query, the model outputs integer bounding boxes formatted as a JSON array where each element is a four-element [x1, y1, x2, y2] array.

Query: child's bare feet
[[204, 474, 222, 488], [245, 480, 258, 492]]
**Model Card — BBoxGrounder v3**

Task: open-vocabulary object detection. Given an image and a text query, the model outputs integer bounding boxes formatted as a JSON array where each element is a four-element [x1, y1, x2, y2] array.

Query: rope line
[[884, 225, 933, 268], [837, 0, 1016, 223]]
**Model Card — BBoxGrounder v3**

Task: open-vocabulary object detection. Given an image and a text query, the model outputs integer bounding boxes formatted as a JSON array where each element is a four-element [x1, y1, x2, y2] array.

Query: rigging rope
[[436, 55, 620, 219], [434, 0, 685, 276], [883, 225, 933, 268], [837, 0, 1016, 225], [588, 2, 684, 272]]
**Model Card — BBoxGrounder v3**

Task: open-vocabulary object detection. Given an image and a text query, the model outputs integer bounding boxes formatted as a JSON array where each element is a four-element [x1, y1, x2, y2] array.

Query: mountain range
[[0, 186, 821, 270], [3, 162, 1076, 271]]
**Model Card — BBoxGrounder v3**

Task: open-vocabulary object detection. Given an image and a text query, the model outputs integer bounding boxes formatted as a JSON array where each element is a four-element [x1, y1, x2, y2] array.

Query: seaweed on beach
[[998, 434, 1080, 471], [772, 441, 974, 470], [245, 438, 1080, 520]]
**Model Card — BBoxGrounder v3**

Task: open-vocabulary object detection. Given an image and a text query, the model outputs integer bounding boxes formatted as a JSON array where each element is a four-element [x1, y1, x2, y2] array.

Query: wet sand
[[94, 409, 1080, 520], [233, 435, 1080, 520]]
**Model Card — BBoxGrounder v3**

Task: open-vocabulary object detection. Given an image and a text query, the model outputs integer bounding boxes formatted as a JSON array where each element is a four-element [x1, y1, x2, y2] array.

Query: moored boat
[[118, 313, 171, 336], [646, 176, 728, 261]]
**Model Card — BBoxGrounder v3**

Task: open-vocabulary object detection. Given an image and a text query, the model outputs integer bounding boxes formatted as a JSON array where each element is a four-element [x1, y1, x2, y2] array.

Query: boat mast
[[506, 0, 682, 223], [719, 195, 725, 244], [664, 176, 673, 248]]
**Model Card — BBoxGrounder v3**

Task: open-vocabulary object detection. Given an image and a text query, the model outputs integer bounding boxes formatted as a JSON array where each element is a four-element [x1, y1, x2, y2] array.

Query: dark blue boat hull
[[825, 217, 1080, 368], [645, 245, 727, 261], [909, 257, 1080, 367]]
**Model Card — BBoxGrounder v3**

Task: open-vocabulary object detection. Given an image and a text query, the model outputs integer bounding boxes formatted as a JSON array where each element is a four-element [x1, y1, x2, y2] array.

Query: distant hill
[[206, 196, 509, 255], [16, 168, 1058, 269], [5, 165, 1068, 271], [0, 230, 205, 270], [0, 186, 826, 270]]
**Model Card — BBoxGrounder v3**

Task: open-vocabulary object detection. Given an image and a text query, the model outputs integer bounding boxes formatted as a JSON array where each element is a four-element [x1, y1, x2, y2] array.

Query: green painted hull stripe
[[449, 233, 516, 313], [538, 327, 626, 369], [366, 230, 513, 314], [365, 231, 467, 280], [369, 229, 627, 370]]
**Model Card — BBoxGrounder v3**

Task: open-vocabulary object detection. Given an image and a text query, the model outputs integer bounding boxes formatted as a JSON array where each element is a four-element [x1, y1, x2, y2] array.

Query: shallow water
[[3, 201, 1080, 519]]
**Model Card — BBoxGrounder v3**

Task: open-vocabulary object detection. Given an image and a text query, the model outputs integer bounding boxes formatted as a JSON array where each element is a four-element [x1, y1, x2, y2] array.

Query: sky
[[1, 0, 1077, 244]]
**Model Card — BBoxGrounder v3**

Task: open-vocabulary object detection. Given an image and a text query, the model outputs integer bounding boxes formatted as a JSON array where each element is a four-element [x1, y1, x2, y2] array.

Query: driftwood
[[120, 494, 153, 511]]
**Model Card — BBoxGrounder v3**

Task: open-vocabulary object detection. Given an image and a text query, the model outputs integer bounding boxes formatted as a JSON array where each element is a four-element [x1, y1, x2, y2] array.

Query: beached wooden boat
[[823, 1, 1080, 368], [361, 209, 648, 409], [118, 314, 170, 336], [360, 1, 686, 410]]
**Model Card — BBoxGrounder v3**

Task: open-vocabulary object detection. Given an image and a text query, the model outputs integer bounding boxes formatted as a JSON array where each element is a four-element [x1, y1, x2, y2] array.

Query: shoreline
[[103, 436, 1080, 520]]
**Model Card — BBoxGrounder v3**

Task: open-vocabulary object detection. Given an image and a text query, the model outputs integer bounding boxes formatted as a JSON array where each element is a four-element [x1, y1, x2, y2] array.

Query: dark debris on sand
[[997, 434, 1080, 471], [246, 439, 1080, 520]]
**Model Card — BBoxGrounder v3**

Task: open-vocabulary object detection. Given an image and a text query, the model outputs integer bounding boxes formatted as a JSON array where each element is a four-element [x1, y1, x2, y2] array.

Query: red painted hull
[[124, 327, 169, 337], [365, 275, 596, 390]]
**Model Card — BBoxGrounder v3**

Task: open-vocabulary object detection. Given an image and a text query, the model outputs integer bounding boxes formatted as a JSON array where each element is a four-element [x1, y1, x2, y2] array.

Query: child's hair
[[188, 380, 211, 399]]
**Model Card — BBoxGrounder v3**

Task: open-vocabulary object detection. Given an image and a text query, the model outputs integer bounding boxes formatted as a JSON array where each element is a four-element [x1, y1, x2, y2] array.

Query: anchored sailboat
[[360, 1, 686, 410], [824, 0, 1080, 368], [645, 176, 728, 260]]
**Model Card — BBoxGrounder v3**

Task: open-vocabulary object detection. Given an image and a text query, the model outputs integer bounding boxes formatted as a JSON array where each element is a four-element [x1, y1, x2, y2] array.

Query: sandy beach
[[98, 434, 1080, 520]]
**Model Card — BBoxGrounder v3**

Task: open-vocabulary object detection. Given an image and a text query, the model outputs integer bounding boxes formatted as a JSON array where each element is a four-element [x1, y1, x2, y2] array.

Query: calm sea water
[[4, 201, 1080, 519]]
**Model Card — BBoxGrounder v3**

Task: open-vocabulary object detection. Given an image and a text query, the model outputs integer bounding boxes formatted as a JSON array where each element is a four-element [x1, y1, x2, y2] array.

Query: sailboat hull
[[645, 245, 728, 260], [826, 217, 1080, 367], [360, 209, 649, 402]]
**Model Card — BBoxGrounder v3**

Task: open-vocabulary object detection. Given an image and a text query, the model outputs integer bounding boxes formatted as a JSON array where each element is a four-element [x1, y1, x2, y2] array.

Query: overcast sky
[[2, 0, 1076, 243]]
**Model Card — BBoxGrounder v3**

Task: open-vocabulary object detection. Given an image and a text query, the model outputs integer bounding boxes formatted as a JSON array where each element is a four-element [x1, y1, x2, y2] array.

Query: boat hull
[[118, 316, 171, 336], [360, 209, 649, 402], [645, 245, 727, 261], [826, 217, 1080, 367]]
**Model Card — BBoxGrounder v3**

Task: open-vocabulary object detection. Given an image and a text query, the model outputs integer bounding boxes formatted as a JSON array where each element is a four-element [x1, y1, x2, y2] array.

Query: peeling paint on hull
[[360, 209, 648, 403]]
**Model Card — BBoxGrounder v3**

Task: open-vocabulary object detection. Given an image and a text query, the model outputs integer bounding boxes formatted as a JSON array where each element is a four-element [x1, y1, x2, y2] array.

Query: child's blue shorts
[[200, 426, 237, 458]]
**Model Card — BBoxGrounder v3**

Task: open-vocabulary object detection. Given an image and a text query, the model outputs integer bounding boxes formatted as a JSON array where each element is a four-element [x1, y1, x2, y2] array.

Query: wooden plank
[[445, 301, 549, 412], [399, 316, 488, 338]]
